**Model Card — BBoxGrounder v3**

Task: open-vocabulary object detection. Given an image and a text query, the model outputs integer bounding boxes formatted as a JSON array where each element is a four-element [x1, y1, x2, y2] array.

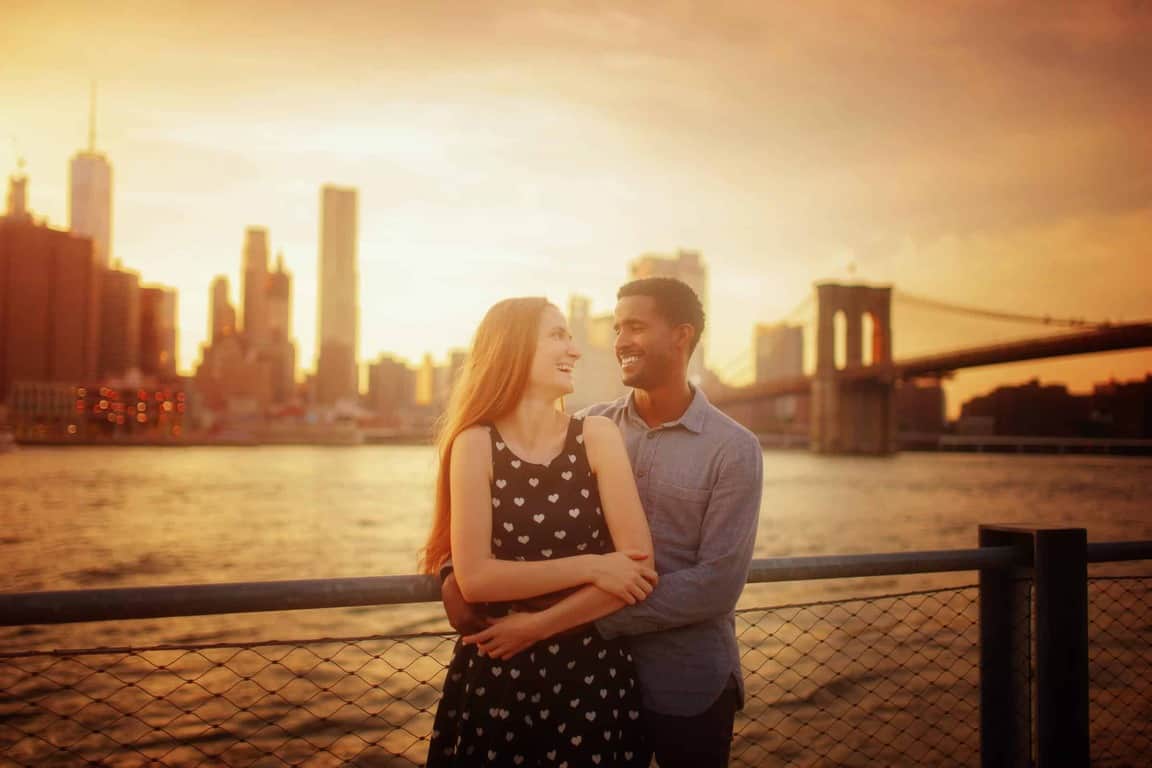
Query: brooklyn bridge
[[709, 282, 1152, 455]]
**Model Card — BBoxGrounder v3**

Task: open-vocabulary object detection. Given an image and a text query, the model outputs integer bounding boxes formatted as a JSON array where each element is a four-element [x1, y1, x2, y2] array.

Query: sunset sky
[[3, 0, 1150, 414]]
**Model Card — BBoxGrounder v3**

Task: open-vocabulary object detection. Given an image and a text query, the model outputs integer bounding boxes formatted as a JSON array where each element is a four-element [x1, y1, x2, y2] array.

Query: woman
[[422, 297, 655, 767]]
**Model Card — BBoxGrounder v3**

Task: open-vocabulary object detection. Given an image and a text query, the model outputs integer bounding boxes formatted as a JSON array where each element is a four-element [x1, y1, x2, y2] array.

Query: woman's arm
[[463, 417, 656, 658], [449, 425, 656, 604]]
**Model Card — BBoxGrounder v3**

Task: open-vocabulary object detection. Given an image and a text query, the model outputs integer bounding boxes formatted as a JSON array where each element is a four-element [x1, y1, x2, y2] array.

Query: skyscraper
[[69, 83, 113, 267], [98, 265, 141, 379], [5, 162, 30, 222], [242, 226, 270, 348], [629, 249, 709, 381], [316, 185, 360, 405], [754, 323, 804, 383], [266, 251, 292, 344], [265, 251, 297, 405], [210, 275, 237, 345], [139, 285, 178, 377]]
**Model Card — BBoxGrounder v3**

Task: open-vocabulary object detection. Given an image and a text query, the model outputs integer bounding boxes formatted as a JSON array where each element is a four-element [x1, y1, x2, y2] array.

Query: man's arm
[[441, 571, 489, 635], [595, 434, 763, 638]]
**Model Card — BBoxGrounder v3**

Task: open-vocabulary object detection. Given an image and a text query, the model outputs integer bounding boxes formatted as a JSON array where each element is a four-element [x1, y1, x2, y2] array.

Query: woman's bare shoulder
[[453, 426, 493, 460]]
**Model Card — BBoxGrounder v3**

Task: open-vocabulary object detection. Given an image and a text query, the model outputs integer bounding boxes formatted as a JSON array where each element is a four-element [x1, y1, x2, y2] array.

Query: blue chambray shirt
[[578, 386, 764, 717]]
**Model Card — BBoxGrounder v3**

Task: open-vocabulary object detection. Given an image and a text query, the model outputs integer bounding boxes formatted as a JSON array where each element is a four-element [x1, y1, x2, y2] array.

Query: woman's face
[[528, 304, 581, 396]]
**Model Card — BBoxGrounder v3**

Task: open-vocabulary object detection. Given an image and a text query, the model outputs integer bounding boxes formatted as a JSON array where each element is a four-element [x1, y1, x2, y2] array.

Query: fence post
[[979, 526, 1033, 768], [1032, 528, 1089, 768], [979, 525, 1090, 768]]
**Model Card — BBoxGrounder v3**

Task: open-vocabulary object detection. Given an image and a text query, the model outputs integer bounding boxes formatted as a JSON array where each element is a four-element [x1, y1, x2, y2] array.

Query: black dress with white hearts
[[427, 417, 647, 768]]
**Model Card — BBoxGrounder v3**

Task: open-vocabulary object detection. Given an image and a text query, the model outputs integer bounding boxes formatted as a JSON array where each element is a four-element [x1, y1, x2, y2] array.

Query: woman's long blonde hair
[[419, 297, 552, 574]]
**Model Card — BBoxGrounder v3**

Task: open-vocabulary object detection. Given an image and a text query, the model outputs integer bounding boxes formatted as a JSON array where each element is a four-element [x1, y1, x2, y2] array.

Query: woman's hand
[[462, 612, 548, 660], [591, 550, 658, 605]]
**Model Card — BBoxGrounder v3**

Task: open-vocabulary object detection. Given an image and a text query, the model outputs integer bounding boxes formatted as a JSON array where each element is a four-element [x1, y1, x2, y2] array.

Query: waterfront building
[[196, 240, 299, 422], [365, 354, 416, 427], [959, 376, 1152, 438], [8, 380, 191, 442], [316, 185, 360, 405], [755, 323, 804, 383], [0, 172, 100, 404], [414, 353, 437, 407], [895, 380, 946, 434], [98, 264, 142, 379], [139, 284, 178, 378], [959, 379, 1087, 436], [751, 322, 807, 424], [1090, 376, 1152, 438]]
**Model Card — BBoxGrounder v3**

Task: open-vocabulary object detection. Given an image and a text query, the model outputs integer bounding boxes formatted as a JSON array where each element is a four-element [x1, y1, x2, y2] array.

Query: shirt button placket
[[637, 429, 657, 479]]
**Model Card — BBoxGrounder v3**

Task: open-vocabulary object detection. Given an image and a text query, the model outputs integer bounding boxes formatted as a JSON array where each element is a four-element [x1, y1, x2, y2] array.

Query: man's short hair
[[618, 277, 706, 353]]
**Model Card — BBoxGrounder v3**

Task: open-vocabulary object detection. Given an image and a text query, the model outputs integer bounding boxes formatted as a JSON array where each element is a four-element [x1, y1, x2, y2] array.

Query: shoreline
[[6, 435, 1151, 455]]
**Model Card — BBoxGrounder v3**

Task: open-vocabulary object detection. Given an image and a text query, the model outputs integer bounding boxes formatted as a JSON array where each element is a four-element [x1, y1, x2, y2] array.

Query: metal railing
[[0, 529, 1149, 767]]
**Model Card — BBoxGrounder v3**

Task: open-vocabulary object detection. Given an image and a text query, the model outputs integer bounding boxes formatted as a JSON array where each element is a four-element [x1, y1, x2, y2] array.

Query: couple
[[421, 278, 764, 767]]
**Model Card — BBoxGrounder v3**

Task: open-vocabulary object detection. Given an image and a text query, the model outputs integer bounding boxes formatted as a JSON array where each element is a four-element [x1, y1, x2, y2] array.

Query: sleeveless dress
[[427, 417, 647, 767]]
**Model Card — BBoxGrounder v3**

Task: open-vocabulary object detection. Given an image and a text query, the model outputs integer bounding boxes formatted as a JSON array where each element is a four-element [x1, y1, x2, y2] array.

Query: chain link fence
[[1087, 576, 1152, 768], [733, 585, 983, 767], [1, 586, 989, 767], [0, 633, 455, 767], [0, 577, 1146, 767]]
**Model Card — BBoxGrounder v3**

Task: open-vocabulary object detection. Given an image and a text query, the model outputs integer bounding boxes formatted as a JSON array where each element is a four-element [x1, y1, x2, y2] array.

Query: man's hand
[[441, 572, 489, 635], [462, 611, 547, 660]]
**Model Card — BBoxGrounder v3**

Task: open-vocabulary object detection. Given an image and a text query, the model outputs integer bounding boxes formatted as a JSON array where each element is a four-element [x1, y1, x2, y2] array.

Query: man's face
[[613, 295, 687, 389]]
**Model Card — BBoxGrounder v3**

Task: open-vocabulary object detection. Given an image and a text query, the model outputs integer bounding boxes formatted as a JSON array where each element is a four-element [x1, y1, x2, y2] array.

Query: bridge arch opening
[[862, 312, 876, 367], [834, 310, 848, 371]]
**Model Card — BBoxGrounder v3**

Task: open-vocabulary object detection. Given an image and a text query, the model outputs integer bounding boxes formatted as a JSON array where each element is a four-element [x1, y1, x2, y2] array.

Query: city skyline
[[3, 1, 1150, 417]]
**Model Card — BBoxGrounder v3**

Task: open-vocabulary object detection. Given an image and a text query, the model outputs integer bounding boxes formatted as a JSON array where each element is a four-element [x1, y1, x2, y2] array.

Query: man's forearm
[[595, 559, 748, 638]]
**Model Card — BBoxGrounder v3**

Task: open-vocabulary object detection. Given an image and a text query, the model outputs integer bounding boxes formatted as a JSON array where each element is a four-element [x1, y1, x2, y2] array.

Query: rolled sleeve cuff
[[595, 608, 663, 640]]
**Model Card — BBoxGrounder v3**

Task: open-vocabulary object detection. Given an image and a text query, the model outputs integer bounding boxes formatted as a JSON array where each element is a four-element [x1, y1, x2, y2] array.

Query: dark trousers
[[641, 685, 740, 768]]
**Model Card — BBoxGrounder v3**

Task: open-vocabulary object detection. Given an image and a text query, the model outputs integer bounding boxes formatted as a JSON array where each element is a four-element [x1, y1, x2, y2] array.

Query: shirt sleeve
[[595, 432, 763, 638]]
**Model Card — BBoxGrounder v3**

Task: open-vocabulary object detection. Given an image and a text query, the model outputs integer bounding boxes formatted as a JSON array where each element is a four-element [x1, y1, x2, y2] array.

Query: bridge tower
[[811, 282, 896, 454]]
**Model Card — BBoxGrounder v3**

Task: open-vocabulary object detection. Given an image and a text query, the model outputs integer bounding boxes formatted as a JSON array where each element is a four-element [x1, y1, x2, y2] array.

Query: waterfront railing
[[1, 526, 1149, 767]]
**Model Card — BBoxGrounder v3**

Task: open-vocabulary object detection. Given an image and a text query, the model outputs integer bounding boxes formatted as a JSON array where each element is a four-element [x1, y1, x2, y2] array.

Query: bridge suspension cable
[[894, 290, 1110, 329], [781, 292, 815, 325], [715, 292, 813, 384], [714, 348, 753, 383]]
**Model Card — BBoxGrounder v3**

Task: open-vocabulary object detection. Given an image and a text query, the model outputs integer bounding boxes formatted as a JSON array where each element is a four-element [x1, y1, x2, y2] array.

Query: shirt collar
[[624, 384, 709, 434]]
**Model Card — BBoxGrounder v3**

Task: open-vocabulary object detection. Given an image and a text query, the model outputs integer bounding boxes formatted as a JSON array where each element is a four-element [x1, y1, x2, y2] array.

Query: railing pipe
[[747, 546, 1016, 582], [0, 541, 1145, 628], [1086, 540, 1152, 562], [0, 575, 442, 627]]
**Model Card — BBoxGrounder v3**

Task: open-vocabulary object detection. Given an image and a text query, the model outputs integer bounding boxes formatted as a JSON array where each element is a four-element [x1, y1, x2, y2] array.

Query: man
[[442, 277, 763, 767]]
